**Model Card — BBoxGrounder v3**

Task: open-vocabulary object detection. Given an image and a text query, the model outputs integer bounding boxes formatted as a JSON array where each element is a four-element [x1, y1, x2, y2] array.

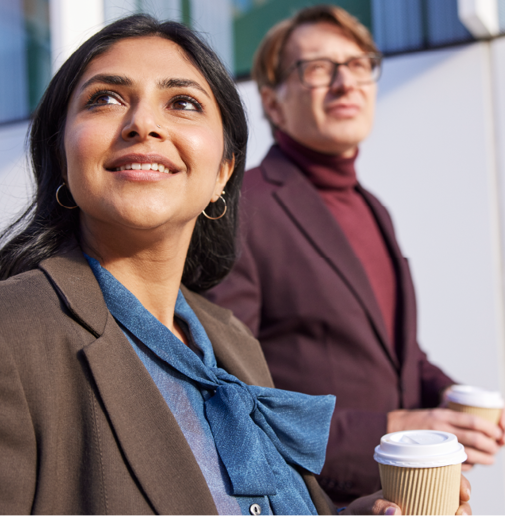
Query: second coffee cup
[[446, 385, 504, 424]]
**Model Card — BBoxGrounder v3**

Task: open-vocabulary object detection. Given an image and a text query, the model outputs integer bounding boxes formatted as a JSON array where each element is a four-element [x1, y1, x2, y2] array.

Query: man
[[206, 5, 504, 506]]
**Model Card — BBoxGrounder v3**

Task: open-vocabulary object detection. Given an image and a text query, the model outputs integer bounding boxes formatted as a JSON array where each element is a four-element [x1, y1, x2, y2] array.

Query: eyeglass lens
[[299, 55, 380, 87]]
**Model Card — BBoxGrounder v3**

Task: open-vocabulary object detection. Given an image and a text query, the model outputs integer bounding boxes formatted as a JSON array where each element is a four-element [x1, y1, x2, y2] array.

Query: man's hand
[[343, 475, 471, 515], [388, 408, 502, 469]]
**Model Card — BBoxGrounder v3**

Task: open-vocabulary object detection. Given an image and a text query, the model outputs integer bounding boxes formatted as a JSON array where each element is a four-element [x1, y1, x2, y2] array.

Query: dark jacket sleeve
[[418, 348, 455, 407]]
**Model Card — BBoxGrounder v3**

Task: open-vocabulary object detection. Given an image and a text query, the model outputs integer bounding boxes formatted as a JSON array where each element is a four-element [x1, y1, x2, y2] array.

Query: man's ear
[[260, 86, 285, 129]]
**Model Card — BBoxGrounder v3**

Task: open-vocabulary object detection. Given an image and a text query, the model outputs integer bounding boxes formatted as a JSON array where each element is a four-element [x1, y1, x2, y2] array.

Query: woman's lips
[[104, 153, 180, 173]]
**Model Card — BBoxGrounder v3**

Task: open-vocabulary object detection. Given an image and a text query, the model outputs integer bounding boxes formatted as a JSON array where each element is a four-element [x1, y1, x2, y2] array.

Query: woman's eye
[[87, 92, 122, 107], [171, 96, 202, 111]]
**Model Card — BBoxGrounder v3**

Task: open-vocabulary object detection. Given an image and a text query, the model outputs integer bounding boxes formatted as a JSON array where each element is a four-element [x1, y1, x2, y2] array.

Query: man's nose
[[329, 64, 357, 91]]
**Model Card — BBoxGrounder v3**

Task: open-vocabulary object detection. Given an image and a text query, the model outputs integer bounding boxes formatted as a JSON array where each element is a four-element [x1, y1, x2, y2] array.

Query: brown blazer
[[0, 245, 332, 515], [207, 146, 455, 504]]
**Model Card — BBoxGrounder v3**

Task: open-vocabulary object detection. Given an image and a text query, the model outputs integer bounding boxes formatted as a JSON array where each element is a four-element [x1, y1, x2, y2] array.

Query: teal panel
[[182, 0, 191, 26], [233, 0, 372, 77]]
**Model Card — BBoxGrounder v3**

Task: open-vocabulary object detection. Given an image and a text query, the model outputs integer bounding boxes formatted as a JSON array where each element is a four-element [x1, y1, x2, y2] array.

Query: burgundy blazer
[[207, 145, 455, 505], [0, 245, 331, 515]]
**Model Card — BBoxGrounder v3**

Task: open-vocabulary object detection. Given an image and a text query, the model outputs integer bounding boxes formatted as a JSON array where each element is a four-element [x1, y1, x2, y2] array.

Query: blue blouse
[[86, 256, 335, 515]]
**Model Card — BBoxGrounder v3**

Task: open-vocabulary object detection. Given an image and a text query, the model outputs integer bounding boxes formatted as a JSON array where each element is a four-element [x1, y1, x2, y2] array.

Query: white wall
[[238, 39, 505, 514], [358, 40, 505, 515]]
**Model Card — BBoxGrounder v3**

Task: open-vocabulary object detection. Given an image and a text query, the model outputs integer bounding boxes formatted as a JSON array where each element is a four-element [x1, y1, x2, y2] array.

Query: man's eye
[[350, 58, 371, 71]]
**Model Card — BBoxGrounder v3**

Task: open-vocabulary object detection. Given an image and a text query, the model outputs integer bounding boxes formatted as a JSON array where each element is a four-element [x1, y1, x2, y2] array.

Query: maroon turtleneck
[[276, 130, 398, 349]]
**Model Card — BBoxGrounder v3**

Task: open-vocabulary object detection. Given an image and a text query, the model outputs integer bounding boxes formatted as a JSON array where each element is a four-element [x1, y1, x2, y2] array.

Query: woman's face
[[64, 36, 233, 243]]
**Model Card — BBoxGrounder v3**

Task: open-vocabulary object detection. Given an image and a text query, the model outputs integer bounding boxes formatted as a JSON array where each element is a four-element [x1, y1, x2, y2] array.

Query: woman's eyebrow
[[158, 78, 210, 98], [79, 74, 133, 92]]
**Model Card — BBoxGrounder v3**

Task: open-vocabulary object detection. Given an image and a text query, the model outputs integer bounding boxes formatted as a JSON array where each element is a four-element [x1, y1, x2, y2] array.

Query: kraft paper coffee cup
[[446, 385, 504, 424], [374, 430, 467, 515]]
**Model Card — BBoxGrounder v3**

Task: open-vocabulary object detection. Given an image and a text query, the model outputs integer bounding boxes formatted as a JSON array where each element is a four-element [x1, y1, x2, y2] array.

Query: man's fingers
[[461, 463, 473, 471], [463, 446, 496, 466], [444, 410, 502, 440], [454, 428, 500, 455]]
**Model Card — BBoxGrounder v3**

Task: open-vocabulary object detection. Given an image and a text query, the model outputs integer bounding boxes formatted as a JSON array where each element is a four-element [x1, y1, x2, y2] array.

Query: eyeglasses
[[283, 53, 382, 88]]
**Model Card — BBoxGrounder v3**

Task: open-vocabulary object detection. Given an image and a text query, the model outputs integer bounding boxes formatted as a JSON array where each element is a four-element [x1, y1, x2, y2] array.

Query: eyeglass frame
[[280, 52, 383, 88]]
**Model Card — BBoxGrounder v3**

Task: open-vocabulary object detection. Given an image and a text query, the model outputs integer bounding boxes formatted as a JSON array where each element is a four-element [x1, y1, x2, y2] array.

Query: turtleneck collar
[[275, 129, 358, 190]]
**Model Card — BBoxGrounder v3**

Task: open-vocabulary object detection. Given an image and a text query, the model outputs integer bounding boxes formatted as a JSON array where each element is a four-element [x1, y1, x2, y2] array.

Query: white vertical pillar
[[50, 0, 105, 74], [458, 0, 500, 37]]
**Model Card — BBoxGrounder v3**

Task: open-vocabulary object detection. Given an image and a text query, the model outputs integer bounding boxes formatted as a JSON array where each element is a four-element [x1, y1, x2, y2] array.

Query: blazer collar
[[261, 146, 399, 369], [38, 242, 266, 379]]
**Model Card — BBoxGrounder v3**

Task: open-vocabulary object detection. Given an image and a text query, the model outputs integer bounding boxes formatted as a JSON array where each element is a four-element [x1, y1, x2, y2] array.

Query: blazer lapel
[[262, 147, 398, 369], [40, 248, 218, 515], [358, 186, 415, 364]]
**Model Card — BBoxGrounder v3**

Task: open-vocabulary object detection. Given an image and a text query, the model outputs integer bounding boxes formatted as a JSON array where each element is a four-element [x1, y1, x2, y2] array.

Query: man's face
[[263, 22, 377, 156]]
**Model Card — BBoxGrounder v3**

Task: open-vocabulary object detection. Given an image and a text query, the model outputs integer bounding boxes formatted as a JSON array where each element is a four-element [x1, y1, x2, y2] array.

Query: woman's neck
[[80, 218, 192, 335]]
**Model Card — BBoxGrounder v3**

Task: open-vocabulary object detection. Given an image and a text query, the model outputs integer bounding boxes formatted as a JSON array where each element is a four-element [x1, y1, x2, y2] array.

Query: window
[[0, 0, 50, 125]]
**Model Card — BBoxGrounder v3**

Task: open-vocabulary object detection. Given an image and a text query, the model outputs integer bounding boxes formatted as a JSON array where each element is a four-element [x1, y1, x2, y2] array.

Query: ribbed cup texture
[[448, 401, 502, 424], [379, 463, 461, 515]]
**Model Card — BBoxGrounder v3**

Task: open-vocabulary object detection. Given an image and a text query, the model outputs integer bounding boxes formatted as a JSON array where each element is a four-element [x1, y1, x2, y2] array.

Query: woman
[[0, 15, 469, 515]]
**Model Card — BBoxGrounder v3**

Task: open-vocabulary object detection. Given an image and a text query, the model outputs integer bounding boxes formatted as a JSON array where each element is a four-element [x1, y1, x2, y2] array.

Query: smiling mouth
[[109, 162, 173, 173]]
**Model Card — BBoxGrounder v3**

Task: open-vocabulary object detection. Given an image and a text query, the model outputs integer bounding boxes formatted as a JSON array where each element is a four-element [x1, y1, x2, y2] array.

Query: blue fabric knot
[[86, 257, 336, 507]]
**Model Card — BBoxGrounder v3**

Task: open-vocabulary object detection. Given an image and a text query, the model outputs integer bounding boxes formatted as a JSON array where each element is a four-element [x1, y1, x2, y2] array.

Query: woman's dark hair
[[0, 14, 248, 291]]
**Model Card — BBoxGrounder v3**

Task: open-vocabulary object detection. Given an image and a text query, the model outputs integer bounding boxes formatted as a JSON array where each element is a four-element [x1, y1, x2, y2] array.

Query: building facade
[[1, 0, 505, 512]]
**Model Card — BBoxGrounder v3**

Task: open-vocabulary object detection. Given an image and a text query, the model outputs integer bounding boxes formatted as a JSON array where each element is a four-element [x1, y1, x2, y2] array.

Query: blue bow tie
[[87, 257, 335, 499]]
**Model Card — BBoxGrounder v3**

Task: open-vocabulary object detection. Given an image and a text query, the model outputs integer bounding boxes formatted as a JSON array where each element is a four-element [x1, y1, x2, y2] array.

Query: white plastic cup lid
[[374, 430, 467, 468], [446, 385, 504, 409]]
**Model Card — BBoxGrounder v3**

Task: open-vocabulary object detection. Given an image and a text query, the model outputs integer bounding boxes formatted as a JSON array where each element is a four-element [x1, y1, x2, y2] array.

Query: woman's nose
[[121, 104, 164, 141]]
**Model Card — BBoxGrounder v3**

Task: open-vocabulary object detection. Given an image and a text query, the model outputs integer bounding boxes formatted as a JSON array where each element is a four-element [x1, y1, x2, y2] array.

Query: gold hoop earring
[[56, 183, 78, 209], [202, 195, 227, 220]]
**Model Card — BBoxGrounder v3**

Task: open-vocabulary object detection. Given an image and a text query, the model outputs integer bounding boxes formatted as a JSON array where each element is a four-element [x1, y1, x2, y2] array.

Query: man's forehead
[[283, 22, 362, 61]]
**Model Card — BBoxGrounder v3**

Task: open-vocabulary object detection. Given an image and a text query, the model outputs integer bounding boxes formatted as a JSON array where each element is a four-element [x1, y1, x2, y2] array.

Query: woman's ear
[[260, 86, 285, 128], [213, 155, 235, 201]]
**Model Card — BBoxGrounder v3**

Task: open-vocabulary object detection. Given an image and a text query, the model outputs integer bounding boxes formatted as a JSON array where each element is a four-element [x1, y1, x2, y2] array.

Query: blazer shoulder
[[0, 268, 60, 316]]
